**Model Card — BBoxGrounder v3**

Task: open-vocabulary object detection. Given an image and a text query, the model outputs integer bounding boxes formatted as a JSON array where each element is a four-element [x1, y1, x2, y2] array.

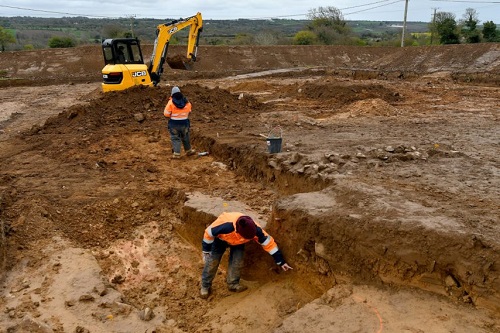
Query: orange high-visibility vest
[[164, 98, 192, 120], [203, 212, 280, 256]]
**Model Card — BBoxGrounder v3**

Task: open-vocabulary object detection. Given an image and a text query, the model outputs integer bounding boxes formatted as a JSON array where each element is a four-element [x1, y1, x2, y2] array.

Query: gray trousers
[[168, 120, 191, 154], [201, 238, 245, 289]]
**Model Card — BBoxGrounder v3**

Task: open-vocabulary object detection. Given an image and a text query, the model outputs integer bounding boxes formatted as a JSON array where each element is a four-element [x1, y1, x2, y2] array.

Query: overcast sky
[[1, 1, 500, 23]]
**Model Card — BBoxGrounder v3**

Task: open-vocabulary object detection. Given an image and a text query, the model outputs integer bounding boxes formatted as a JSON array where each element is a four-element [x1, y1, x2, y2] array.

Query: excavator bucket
[[166, 55, 194, 70]]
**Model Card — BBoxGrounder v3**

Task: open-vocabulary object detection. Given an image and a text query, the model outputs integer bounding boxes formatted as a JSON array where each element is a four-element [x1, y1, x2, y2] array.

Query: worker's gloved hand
[[202, 252, 211, 263], [281, 263, 293, 271]]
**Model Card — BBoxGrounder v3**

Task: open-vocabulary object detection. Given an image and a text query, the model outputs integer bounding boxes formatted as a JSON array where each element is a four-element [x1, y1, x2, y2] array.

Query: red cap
[[236, 216, 257, 239]]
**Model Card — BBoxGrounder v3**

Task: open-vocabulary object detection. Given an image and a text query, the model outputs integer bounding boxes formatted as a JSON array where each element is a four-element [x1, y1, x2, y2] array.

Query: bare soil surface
[[0, 43, 499, 332]]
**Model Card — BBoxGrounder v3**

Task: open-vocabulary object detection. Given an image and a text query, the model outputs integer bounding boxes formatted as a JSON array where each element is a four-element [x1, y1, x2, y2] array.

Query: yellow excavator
[[101, 12, 203, 92]]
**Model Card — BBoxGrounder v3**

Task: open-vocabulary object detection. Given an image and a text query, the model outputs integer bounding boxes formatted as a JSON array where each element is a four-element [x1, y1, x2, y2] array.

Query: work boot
[[172, 152, 181, 159], [200, 287, 211, 299], [228, 284, 248, 293], [186, 149, 196, 156]]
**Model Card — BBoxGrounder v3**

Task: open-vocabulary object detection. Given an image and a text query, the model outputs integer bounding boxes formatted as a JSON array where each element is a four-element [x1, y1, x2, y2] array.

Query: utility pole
[[401, 0, 409, 47], [129, 15, 136, 38], [430, 8, 438, 45]]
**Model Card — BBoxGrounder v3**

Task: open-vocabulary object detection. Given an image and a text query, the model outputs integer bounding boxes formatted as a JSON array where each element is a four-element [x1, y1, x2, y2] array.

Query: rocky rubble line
[[266, 144, 453, 181]]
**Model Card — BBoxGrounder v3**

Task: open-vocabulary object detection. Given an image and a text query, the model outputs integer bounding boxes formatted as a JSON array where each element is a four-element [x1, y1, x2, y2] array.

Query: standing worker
[[164, 86, 196, 159], [200, 212, 293, 299]]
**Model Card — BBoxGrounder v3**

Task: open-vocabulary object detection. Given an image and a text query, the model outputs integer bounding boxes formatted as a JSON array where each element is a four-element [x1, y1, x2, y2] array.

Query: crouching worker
[[200, 212, 293, 299]]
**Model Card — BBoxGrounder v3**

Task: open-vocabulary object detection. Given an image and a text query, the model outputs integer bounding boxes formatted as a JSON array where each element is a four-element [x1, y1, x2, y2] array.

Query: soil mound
[[299, 82, 402, 106], [339, 98, 402, 118]]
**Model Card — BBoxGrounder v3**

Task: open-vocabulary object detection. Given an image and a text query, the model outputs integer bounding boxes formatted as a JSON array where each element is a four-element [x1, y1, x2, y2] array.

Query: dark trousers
[[201, 238, 245, 289], [168, 119, 191, 154]]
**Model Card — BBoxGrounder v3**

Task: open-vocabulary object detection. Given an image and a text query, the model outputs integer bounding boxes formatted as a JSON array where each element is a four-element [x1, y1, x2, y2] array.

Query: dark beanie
[[236, 216, 257, 239]]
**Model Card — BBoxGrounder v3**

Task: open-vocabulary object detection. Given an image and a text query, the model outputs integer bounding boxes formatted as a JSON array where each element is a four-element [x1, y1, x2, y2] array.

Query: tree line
[[0, 6, 498, 51], [430, 8, 499, 44], [293, 6, 498, 46]]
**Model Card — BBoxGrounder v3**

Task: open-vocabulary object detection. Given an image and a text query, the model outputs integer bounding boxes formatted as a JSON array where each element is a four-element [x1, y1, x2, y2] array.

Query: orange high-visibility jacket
[[202, 212, 285, 266], [164, 97, 192, 120]]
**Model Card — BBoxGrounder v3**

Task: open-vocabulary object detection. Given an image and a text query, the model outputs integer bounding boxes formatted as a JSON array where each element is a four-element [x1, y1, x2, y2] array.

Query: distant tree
[[232, 33, 254, 45], [48, 36, 76, 48], [306, 6, 351, 44], [254, 32, 278, 45], [308, 7, 348, 32], [461, 8, 481, 43], [434, 12, 460, 44], [360, 30, 379, 40], [482, 21, 499, 42], [411, 32, 430, 46], [0, 26, 16, 51], [102, 24, 125, 39], [293, 30, 316, 45], [439, 19, 460, 44], [362, 29, 400, 46]]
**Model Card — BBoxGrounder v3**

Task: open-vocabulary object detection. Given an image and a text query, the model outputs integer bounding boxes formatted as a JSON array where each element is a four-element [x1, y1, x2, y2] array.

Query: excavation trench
[[174, 140, 500, 313], [185, 104, 499, 313], [1, 65, 499, 331], [6, 82, 499, 298]]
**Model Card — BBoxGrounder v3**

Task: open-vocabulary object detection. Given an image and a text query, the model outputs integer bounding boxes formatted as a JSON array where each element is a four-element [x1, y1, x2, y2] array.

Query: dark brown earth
[[0, 43, 499, 332]]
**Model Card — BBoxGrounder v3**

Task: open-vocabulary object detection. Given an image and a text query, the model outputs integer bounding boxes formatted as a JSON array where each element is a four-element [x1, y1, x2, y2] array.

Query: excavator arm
[[148, 12, 203, 85]]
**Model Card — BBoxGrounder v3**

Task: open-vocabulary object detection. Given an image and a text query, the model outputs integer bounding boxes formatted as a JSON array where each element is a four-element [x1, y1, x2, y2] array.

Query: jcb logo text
[[132, 71, 147, 77]]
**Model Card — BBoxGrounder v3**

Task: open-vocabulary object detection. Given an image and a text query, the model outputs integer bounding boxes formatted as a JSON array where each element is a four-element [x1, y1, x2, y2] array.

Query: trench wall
[[178, 136, 500, 314], [0, 195, 6, 279], [266, 190, 500, 313], [175, 176, 499, 314]]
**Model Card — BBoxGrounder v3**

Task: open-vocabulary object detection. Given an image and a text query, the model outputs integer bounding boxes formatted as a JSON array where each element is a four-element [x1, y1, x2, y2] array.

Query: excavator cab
[[102, 38, 145, 65], [101, 38, 151, 89]]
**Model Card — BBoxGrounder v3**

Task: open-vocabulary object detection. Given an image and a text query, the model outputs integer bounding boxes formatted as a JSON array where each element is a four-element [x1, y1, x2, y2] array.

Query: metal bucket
[[167, 55, 193, 70], [266, 126, 282, 154], [267, 137, 282, 154]]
